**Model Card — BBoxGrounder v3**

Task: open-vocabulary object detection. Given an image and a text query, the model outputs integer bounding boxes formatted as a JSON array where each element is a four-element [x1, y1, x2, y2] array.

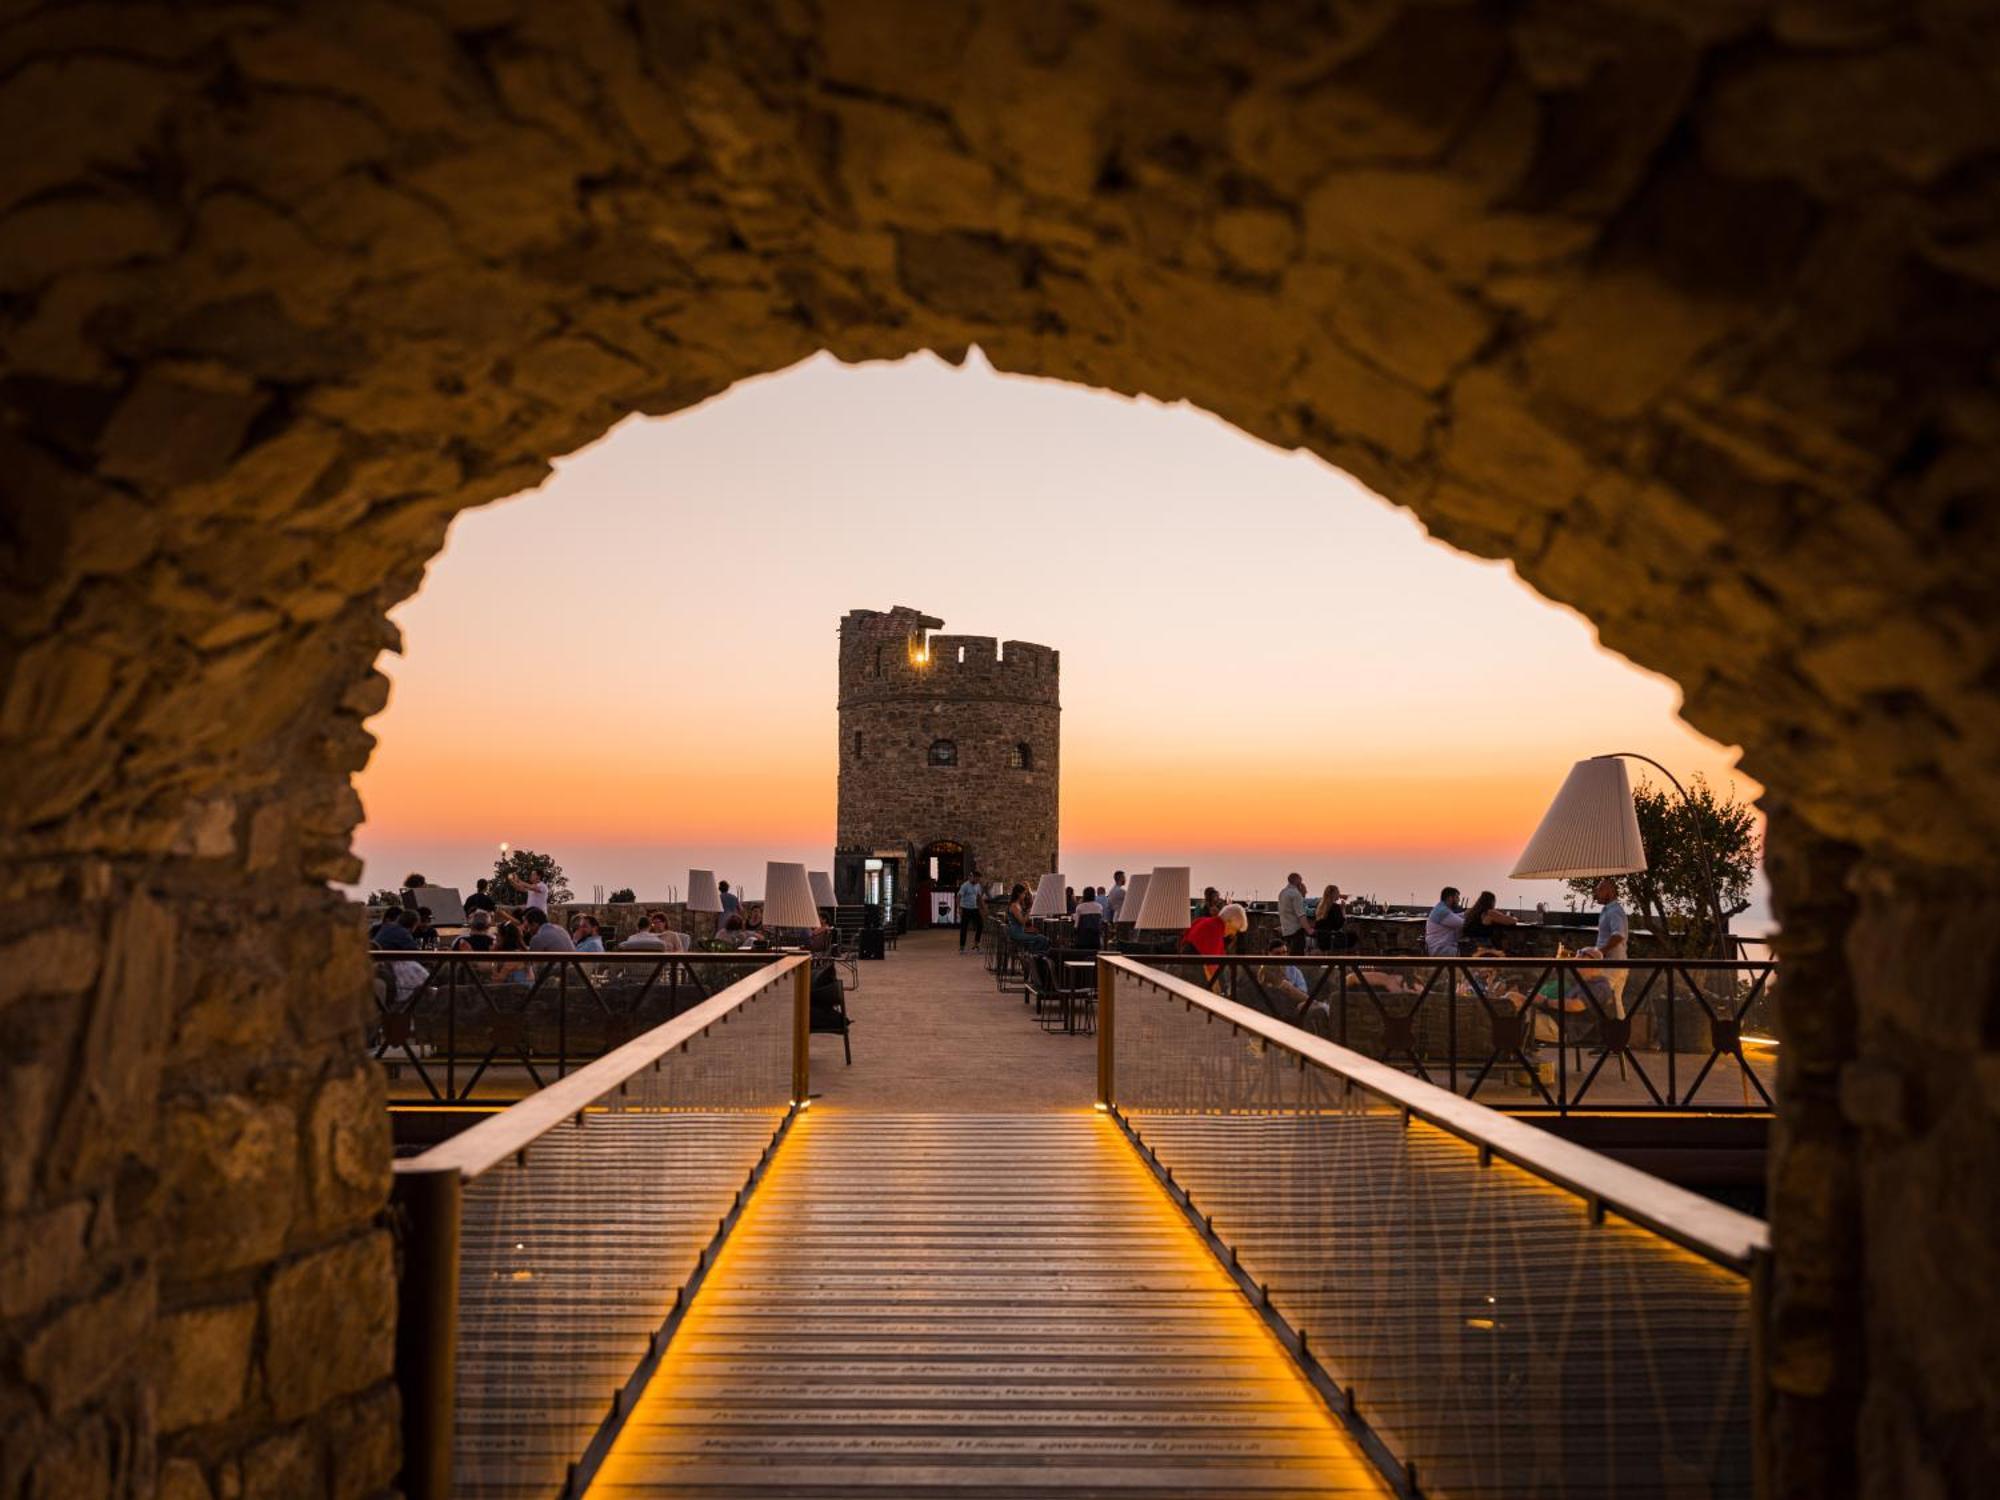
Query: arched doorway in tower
[[920, 841, 968, 927]]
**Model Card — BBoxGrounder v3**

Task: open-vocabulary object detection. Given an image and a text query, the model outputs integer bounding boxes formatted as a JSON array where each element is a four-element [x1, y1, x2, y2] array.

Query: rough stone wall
[[1, 2, 1997, 1493], [837, 606, 1060, 894]]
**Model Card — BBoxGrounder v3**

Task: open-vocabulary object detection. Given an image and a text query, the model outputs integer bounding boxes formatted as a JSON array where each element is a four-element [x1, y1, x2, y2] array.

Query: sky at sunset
[[353, 350, 1765, 918]]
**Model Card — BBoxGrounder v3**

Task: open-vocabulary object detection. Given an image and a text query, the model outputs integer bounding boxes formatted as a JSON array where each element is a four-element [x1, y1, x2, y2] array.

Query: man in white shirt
[[1277, 872, 1311, 956], [1424, 887, 1465, 956], [1594, 877, 1630, 1018], [508, 869, 550, 914], [618, 919, 668, 952], [1105, 872, 1127, 923]]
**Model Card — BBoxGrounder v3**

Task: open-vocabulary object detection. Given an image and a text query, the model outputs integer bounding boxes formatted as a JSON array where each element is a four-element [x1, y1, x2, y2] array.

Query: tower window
[[1009, 742, 1033, 770], [873, 645, 883, 677], [928, 739, 957, 767], [853, 731, 863, 759]]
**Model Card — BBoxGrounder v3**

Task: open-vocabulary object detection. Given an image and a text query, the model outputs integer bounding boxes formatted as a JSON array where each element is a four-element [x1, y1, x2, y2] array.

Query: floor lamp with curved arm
[[1511, 754, 1733, 959]]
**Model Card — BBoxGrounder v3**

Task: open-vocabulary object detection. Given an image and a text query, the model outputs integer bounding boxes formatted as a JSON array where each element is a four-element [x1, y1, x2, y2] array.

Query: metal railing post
[[791, 959, 811, 1105], [1097, 958, 1115, 1109], [393, 1164, 461, 1500]]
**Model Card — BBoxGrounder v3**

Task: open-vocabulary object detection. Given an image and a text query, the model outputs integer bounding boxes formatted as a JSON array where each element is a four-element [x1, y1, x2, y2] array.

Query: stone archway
[[3, 5, 1995, 1495]]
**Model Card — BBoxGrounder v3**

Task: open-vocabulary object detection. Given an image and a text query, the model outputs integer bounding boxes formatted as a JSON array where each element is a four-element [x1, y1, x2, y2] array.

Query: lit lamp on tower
[[762, 862, 823, 947]]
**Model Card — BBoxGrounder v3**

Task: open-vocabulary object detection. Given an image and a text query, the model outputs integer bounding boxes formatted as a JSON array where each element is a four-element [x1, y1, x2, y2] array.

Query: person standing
[[509, 868, 551, 915], [957, 870, 985, 953], [1594, 877, 1630, 1018], [1424, 887, 1465, 956], [717, 880, 742, 924], [1278, 872, 1311, 956], [1313, 884, 1352, 954], [1105, 872, 1128, 924], [464, 878, 497, 915]]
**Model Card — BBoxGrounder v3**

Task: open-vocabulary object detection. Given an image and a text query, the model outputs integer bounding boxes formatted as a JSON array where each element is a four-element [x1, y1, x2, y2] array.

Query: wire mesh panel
[[1110, 964, 1760, 1500], [1136, 955, 1778, 1117], [396, 963, 801, 1500]]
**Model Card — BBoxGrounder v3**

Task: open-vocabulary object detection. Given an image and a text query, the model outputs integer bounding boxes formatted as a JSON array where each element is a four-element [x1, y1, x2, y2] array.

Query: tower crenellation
[[835, 606, 1060, 922]]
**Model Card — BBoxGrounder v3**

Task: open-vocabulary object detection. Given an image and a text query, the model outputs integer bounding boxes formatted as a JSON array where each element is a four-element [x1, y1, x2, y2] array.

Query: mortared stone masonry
[[0, 3, 1996, 1495]]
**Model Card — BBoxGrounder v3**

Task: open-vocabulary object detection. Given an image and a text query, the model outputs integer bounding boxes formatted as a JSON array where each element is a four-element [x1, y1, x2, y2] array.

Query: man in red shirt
[[1181, 902, 1248, 983]]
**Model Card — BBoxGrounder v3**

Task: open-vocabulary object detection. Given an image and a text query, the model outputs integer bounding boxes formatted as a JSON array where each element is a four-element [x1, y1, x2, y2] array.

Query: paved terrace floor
[[807, 928, 1098, 1112]]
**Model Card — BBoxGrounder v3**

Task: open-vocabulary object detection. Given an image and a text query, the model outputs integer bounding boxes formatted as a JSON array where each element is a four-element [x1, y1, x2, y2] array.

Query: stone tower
[[835, 606, 1059, 923]]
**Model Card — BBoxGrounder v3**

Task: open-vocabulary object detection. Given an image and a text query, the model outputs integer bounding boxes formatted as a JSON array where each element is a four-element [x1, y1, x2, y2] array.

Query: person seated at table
[[410, 905, 439, 948], [1201, 886, 1225, 919], [1493, 947, 1618, 1031], [493, 920, 531, 984], [522, 908, 575, 952], [1253, 937, 1312, 1022], [371, 907, 420, 952], [656, 911, 693, 952], [452, 910, 495, 952], [618, 914, 668, 951], [1072, 886, 1106, 951], [1180, 902, 1248, 983], [1005, 883, 1051, 955], [571, 913, 606, 953], [1460, 891, 1519, 953], [716, 912, 766, 950]]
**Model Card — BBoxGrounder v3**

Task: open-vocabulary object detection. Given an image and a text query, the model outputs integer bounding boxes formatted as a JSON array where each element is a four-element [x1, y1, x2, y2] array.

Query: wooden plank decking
[[589, 1112, 1387, 1497]]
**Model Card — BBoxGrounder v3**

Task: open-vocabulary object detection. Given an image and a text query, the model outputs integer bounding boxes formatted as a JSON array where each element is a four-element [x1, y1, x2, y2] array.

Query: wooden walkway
[[589, 1112, 1387, 1497]]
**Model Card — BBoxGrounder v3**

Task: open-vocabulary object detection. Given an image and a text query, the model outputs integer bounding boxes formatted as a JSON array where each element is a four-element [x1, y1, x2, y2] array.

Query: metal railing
[[392, 955, 811, 1500], [1097, 955, 1767, 1498], [370, 950, 783, 1104], [1134, 953, 1777, 1115]]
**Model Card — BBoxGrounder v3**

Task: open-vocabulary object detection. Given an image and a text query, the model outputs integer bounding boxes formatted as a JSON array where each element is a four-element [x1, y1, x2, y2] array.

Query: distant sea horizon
[[353, 835, 1776, 938]]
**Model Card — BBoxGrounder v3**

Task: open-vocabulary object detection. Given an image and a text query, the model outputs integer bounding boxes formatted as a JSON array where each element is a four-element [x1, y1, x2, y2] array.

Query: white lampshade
[[1119, 872, 1151, 924], [1511, 757, 1649, 879], [686, 869, 722, 913], [1028, 872, 1068, 919], [1133, 866, 1191, 929], [809, 870, 836, 908], [762, 862, 822, 930]]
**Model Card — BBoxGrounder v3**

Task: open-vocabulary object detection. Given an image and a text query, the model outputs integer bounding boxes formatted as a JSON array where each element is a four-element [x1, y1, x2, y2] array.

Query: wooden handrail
[[1100, 954, 1770, 1271], [393, 954, 807, 1181]]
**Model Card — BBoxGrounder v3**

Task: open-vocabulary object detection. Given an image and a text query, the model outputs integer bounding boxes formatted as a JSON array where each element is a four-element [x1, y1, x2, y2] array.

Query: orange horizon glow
[[354, 350, 1762, 912]]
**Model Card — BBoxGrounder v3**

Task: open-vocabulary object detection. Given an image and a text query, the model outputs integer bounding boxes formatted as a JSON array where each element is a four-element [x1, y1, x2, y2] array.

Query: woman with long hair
[[1461, 890, 1518, 953], [1312, 884, 1354, 953]]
